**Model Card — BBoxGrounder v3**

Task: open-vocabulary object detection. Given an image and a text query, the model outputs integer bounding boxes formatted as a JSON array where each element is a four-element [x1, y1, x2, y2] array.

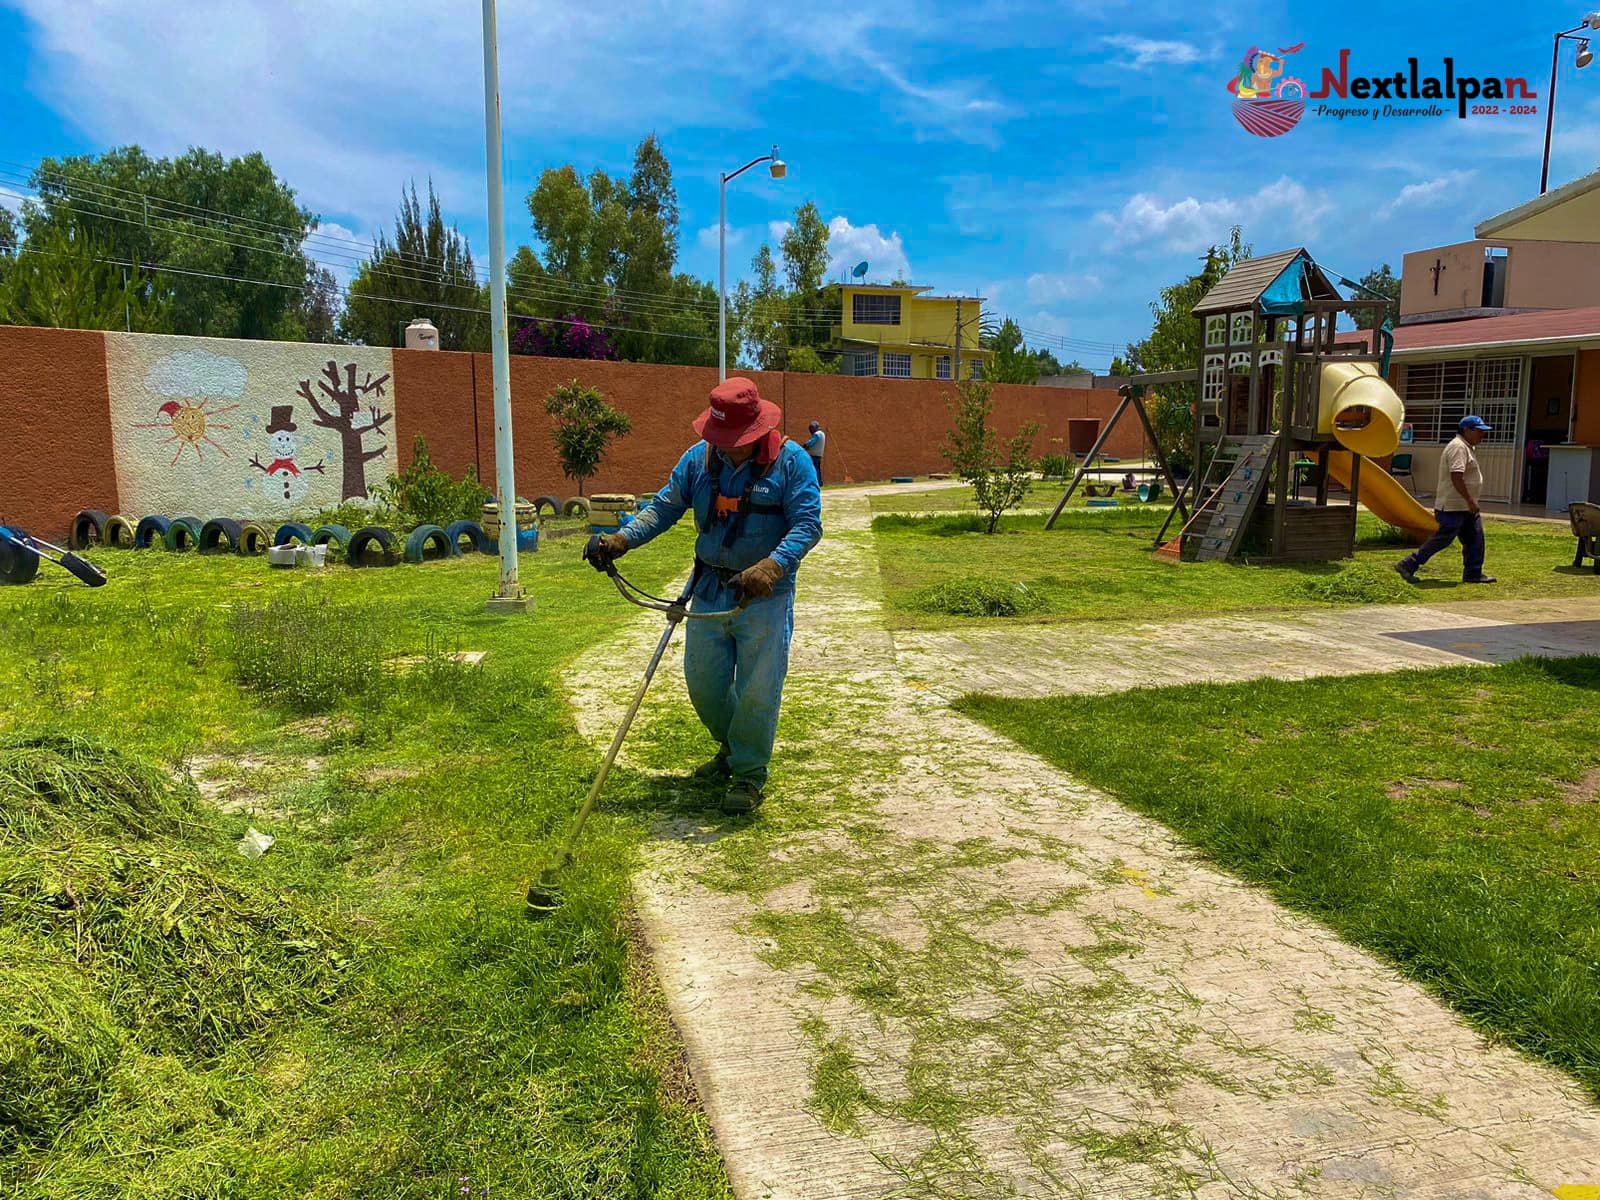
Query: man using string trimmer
[[585, 377, 823, 814]]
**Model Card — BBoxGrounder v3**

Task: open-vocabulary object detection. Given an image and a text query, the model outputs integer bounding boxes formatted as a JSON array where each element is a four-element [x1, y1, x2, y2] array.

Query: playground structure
[[1049, 248, 1438, 561]]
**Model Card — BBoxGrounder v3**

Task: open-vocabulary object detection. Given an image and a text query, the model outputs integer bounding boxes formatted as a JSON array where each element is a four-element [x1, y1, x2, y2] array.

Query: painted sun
[[134, 397, 239, 465]]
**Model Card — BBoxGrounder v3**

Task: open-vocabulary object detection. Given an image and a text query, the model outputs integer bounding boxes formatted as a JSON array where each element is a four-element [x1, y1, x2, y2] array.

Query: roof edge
[[1475, 168, 1600, 238]]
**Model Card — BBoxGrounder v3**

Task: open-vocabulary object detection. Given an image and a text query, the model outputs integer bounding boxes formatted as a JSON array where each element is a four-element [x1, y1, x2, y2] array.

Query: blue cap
[[1459, 415, 1492, 432]]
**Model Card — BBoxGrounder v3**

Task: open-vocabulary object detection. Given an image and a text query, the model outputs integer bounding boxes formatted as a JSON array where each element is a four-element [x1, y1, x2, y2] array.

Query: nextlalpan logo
[[1228, 45, 1538, 137]]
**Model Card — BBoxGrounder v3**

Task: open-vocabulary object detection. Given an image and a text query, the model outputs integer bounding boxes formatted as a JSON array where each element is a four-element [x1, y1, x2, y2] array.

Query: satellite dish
[[852, 261, 869, 279]]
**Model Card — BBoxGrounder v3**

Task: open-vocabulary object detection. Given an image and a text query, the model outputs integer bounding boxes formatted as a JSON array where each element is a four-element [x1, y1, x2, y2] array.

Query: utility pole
[[480, 0, 529, 611], [954, 298, 962, 382]]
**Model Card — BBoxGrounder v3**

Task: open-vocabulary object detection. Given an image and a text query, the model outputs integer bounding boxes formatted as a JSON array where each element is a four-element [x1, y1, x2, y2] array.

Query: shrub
[[373, 435, 491, 530], [910, 576, 1045, 618], [1039, 453, 1072, 481], [225, 592, 390, 711]]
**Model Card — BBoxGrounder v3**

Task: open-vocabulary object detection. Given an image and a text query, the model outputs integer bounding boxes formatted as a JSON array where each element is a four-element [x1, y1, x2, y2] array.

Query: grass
[[873, 506, 1591, 628], [867, 479, 1151, 514], [958, 657, 1600, 1096], [0, 533, 732, 1198]]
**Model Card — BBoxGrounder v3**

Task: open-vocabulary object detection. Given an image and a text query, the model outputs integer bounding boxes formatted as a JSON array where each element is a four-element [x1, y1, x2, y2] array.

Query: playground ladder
[[1192, 435, 1277, 562]]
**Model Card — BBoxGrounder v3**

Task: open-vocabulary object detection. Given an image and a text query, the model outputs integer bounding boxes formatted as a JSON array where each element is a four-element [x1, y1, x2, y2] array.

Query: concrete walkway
[[568, 487, 1600, 1200]]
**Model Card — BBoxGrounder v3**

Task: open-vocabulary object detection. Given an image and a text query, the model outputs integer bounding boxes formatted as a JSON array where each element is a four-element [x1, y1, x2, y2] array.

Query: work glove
[[583, 532, 629, 573], [732, 557, 784, 602]]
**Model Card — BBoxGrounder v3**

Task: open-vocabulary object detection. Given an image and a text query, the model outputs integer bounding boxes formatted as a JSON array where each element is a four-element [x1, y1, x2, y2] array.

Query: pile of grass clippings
[[0, 733, 198, 843], [910, 575, 1045, 618]]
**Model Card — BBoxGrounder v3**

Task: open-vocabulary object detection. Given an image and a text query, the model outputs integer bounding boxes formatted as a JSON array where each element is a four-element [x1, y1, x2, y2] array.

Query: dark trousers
[[1400, 510, 1486, 579], [808, 455, 823, 482]]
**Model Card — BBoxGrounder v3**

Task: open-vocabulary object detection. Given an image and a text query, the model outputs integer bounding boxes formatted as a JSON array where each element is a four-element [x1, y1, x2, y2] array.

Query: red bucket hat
[[694, 377, 781, 449]]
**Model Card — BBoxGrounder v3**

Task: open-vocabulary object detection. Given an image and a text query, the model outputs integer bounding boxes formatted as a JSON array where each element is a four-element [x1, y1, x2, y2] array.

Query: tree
[[737, 242, 789, 370], [23, 145, 312, 340], [512, 312, 615, 359], [940, 378, 1040, 534], [983, 318, 1041, 385], [520, 136, 715, 365], [786, 346, 836, 373], [1126, 226, 1253, 476], [340, 181, 485, 351], [544, 380, 632, 495], [1353, 263, 1400, 329], [299, 266, 342, 343], [297, 360, 394, 501], [0, 225, 168, 332], [0, 206, 14, 289], [781, 202, 830, 296]]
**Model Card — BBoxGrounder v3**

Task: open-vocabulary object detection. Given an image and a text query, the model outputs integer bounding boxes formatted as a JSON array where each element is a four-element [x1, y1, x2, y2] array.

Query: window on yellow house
[[970, 360, 984, 381], [936, 355, 952, 380], [852, 294, 901, 325], [883, 353, 912, 378]]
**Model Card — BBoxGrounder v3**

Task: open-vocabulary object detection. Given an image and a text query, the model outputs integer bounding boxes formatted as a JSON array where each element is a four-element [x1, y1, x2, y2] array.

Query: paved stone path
[[567, 487, 1600, 1200]]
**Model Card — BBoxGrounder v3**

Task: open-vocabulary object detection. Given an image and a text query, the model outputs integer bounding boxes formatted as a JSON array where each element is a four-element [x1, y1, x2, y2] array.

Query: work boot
[[721, 780, 764, 815], [1463, 574, 1498, 584], [1393, 561, 1417, 584], [690, 749, 731, 781]]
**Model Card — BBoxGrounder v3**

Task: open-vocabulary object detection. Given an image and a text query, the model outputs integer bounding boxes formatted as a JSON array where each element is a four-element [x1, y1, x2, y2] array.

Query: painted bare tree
[[297, 360, 394, 500]]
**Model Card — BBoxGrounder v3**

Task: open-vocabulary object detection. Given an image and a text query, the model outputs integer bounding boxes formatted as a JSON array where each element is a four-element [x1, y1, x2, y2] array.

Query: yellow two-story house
[[833, 284, 991, 380]]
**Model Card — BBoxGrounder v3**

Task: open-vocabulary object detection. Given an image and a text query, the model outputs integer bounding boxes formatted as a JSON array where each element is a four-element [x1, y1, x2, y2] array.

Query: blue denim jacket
[[620, 439, 823, 583]]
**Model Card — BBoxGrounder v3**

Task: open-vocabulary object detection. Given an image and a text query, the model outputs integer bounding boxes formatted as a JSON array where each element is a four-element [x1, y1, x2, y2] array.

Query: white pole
[[481, 0, 521, 603], [718, 172, 728, 381]]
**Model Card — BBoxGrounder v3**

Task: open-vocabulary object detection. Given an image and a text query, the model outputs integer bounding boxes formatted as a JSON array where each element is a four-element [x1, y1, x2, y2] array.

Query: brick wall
[[0, 323, 1136, 536]]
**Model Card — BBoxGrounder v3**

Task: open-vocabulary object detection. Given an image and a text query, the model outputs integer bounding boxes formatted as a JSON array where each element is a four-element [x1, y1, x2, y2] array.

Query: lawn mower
[[0, 525, 107, 588], [525, 545, 744, 917]]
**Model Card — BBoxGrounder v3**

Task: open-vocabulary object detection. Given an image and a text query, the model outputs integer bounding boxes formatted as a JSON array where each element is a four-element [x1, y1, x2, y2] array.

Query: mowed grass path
[[0, 533, 731, 1199], [961, 658, 1600, 1096], [873, 508, 1591, 628]]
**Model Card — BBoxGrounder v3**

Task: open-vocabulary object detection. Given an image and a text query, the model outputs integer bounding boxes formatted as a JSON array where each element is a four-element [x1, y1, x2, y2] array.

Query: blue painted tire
[[134, 516, 170, 549], [0, 526, 40, 585], [403, 524, 452, 564], [347, 526, 400, 568], [310, 524, 351, 551], [162, 517, 203, 551], [273, 521, 315, 547], [444, 520, 486, 555]]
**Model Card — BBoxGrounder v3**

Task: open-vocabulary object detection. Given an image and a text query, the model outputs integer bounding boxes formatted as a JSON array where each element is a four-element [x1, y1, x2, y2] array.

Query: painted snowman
[[250, 405, 324, 504]]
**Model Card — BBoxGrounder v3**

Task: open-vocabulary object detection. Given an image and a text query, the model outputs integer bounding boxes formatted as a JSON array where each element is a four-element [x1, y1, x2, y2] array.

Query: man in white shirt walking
[[1396, 415, 1496, 585]]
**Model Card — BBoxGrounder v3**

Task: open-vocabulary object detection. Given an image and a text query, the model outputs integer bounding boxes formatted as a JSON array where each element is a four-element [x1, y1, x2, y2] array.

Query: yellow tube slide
[[1322, 451, 1439, 542], [1319, 360, 1404, 458]]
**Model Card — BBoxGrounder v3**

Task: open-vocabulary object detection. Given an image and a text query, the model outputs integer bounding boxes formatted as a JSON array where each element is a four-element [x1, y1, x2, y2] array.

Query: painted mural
[[105, 334, 399, 520]]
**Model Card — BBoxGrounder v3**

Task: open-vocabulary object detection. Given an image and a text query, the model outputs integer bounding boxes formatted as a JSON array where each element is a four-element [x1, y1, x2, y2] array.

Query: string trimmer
[[525, 554, 745, 917], [0, 526, 107, 588]]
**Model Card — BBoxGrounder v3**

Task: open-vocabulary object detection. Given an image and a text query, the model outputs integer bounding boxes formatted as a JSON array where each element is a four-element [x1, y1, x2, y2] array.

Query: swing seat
[[1137, 481, 1164, 503]]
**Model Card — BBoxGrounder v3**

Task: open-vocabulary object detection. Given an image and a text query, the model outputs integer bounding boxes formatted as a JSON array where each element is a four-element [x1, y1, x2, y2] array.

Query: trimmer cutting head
[[524, 876, 562, 918]]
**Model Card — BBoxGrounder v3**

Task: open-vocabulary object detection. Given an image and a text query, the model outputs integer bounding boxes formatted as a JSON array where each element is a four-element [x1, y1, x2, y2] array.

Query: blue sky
[[2, 1, 1597, 369]]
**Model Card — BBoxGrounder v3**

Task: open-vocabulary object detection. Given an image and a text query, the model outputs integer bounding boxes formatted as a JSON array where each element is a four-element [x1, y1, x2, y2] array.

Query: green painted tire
[[162, 517, 203, 551], [403, 524, 453, 564]]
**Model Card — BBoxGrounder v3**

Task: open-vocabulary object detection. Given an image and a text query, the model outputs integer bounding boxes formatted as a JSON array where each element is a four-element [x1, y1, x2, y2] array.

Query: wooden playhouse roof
[[1192, 248, 1342, 316]]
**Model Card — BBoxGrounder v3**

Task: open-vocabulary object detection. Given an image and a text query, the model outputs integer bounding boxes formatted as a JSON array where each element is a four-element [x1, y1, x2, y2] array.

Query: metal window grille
[[1401, 359, 1519, 445], [882, 352, 912, 378], [970, 360, 984, 381], [935, 355, 952, 380], [852, 293, 901, 325], [845, 351, 877, 377]]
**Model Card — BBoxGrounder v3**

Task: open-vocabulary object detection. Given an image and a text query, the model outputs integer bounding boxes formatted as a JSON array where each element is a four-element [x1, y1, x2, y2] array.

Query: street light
[[719, 144, 786, 381], [1540, 13, 1600, 193]]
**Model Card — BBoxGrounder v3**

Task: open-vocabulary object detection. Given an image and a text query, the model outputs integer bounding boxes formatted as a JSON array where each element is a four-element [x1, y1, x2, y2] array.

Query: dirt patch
[[181, 751, 324, 818], [1385, 778, 1464, 801], [1561, 765, 1600, 805]]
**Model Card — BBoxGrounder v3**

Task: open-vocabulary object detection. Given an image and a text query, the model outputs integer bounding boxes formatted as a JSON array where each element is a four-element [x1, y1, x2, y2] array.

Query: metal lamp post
[[480, 0, 528, 610], [1540, 13, 1600, 194], [719, 145, 786, 381]]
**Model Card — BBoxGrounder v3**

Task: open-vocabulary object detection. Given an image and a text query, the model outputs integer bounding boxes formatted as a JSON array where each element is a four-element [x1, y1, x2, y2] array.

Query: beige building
[[1390, 169, 1600, 510]]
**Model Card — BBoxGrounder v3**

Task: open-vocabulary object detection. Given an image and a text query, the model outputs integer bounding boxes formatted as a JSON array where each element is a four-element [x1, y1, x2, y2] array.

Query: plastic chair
[[1390, 452, 1415, 494]]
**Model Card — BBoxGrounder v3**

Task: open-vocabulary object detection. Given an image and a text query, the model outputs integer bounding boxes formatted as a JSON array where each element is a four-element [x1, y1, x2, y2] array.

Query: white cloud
[[1381, 171, 1477, 218], [1103, 35, 1205, 68], [825, 216, 911, 282], [768, 219, 792, 243], [304, 220, 370, 284], [697, 223, 747, 253], [1025, 272, 1102, 304], [1097, 177, 1330, 251]]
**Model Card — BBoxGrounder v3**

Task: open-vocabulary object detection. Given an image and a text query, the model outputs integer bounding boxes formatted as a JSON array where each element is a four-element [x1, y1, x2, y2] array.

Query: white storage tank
[[404, 318, 440, 350]]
